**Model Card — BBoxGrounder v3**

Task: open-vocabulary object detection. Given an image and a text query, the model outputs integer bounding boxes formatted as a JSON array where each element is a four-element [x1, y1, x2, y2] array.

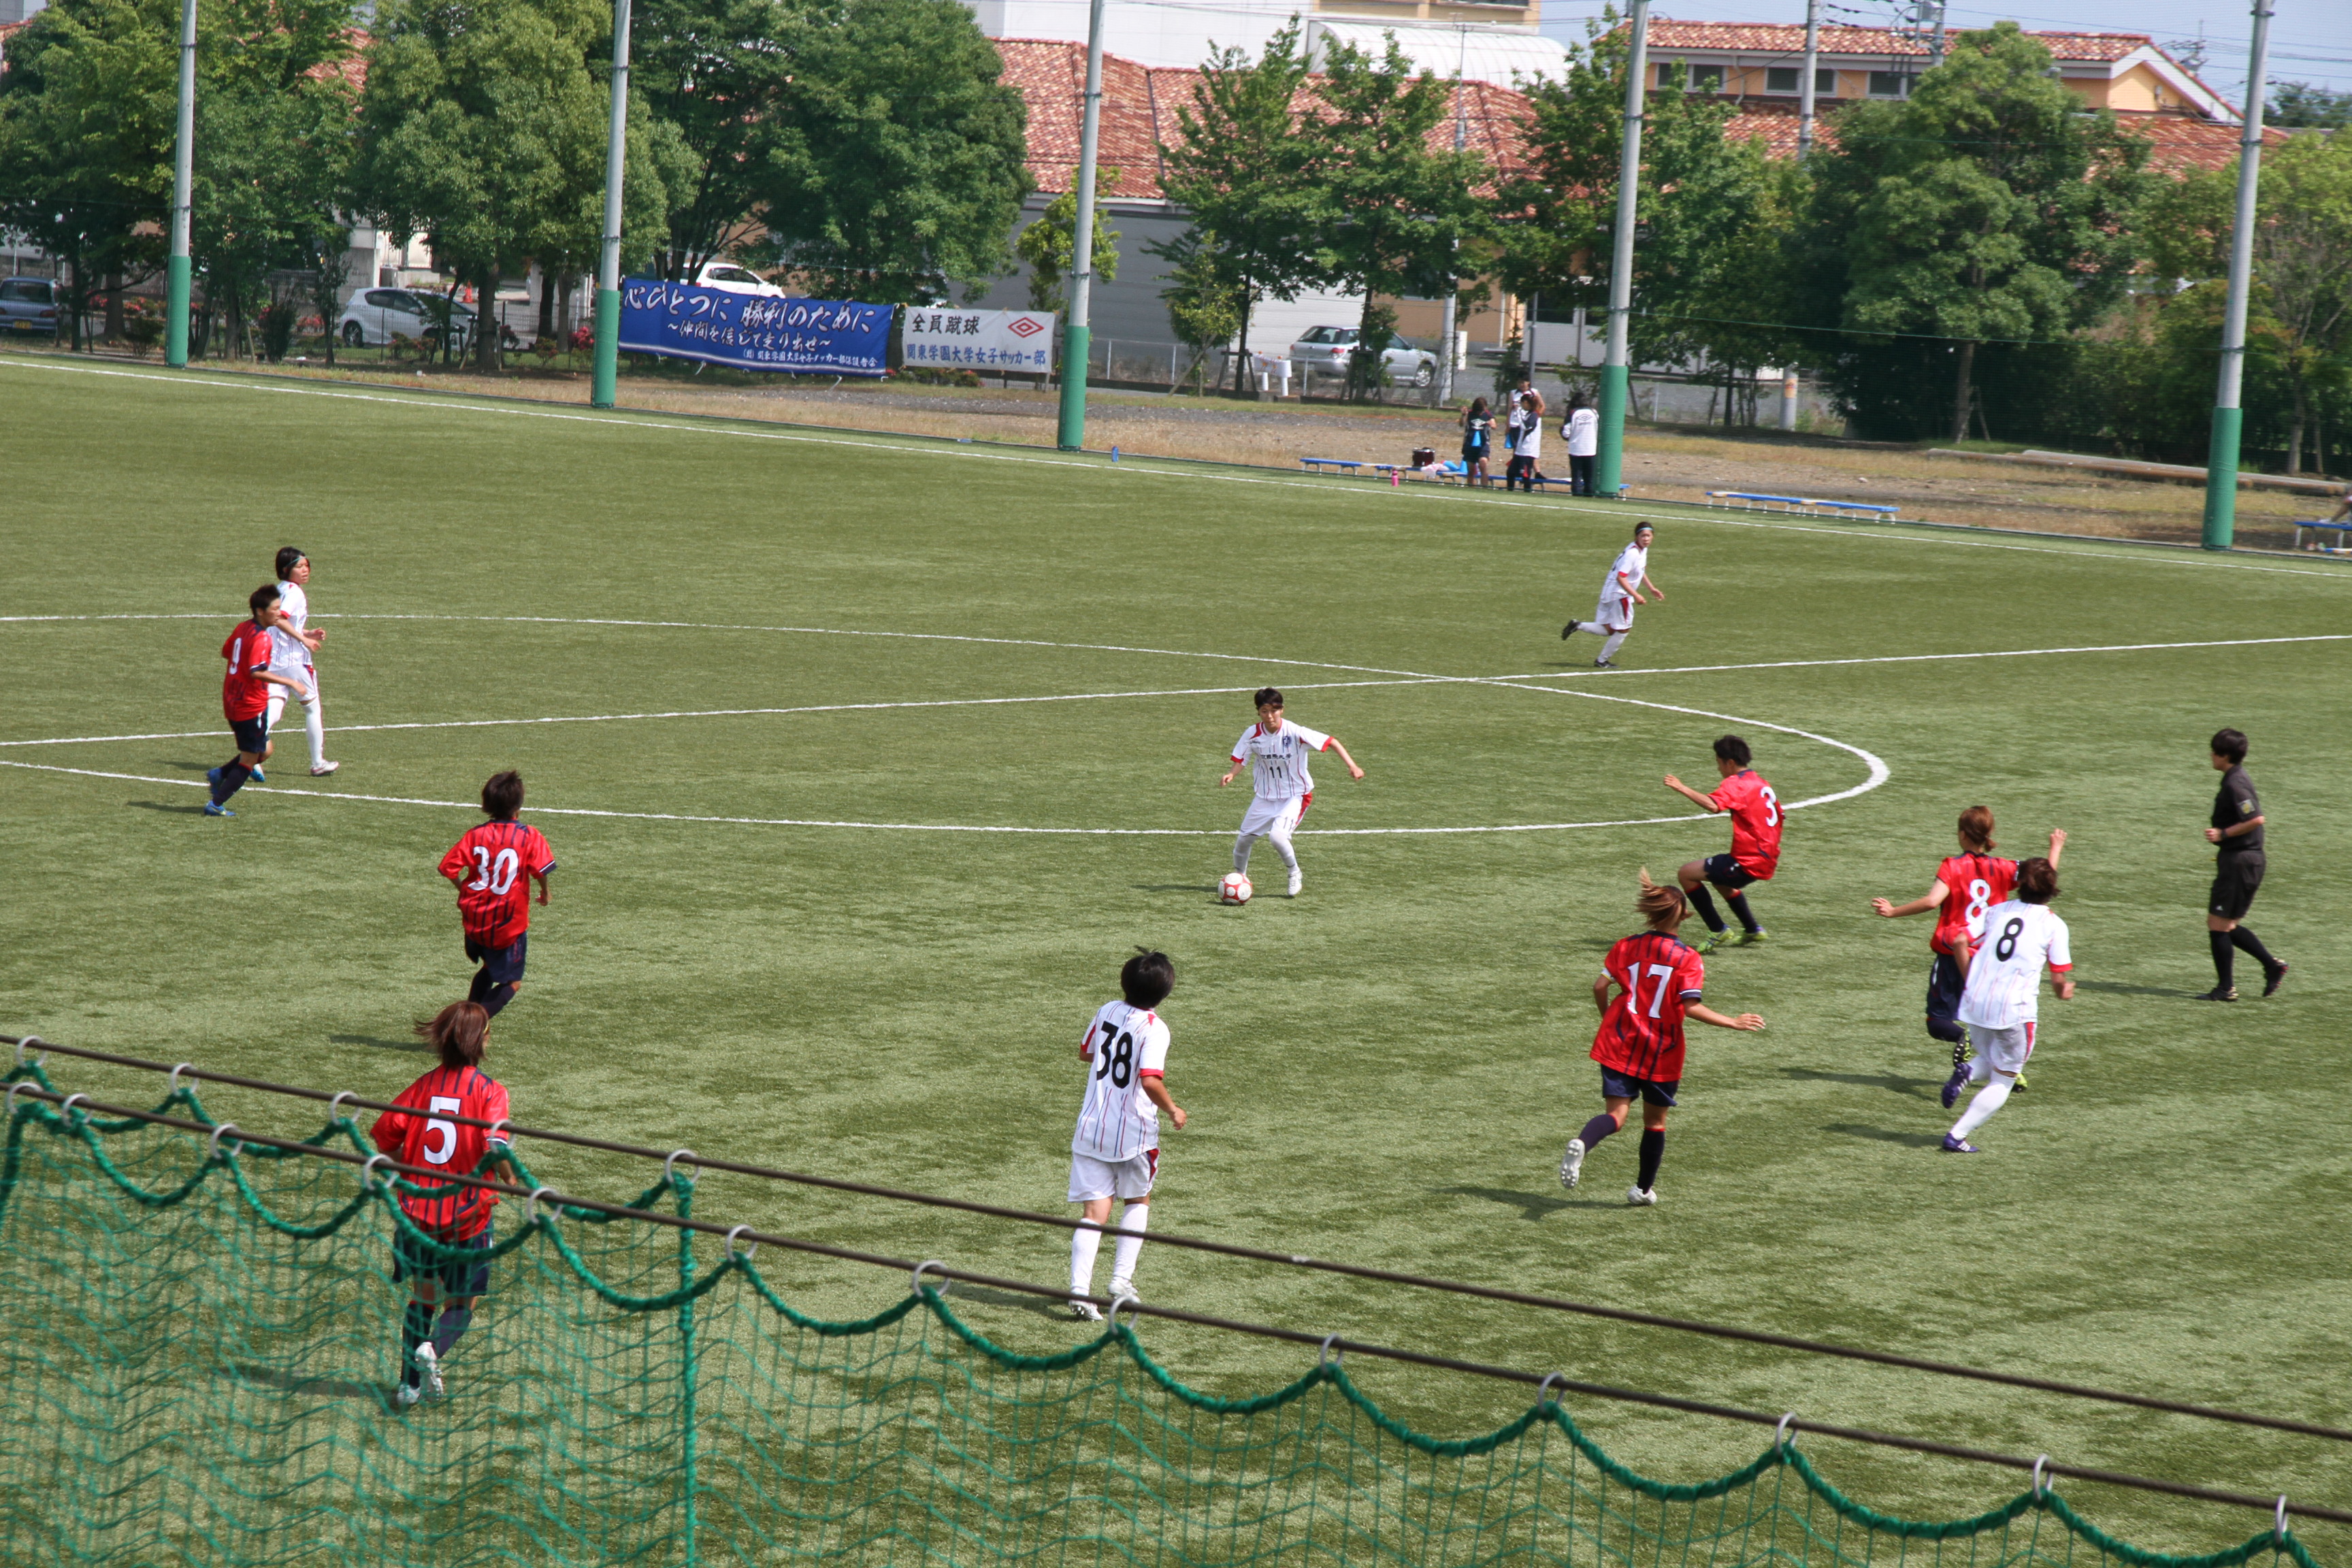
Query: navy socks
[[1578, 1113, 1620, 1149], [1687, 884, 1726, 932], [1636, 1130, 1665, 1192], [1724, 891, 1760, 933]]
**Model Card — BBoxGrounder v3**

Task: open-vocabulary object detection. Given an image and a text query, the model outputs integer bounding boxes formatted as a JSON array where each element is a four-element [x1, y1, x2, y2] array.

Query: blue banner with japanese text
[[617, 280, 892, 376]]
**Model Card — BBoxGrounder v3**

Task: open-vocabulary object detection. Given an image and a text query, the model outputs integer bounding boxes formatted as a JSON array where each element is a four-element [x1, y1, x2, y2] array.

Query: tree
[[1154, 227, 1242, 393], [350, 0, 672, 370], [1160, 21, 1323, 392], [632, 0, 800, 279], [1014, 172, 1119, 315], [2146, 131, 2352, 473], [2270, 83, 2352, 131], [1809, 23, 2155, 441], [759, 0, 1028, 304], [1298, 33, 1487, 399]]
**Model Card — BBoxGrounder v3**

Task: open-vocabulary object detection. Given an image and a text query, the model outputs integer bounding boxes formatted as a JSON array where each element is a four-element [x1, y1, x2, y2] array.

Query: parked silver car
[[0, 277, 61, 336], [1287, 325, 1437, 387], [337, 287, 476, 348]]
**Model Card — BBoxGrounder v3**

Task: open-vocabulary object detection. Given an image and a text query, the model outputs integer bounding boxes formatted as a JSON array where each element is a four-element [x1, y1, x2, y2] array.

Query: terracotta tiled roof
[[1716, 99, 2286, 172], [1640, 19, 2157, 63], [996, 38, 1535, 201]]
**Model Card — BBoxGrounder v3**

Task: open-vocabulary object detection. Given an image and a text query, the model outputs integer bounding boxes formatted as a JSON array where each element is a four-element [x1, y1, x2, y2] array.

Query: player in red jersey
[[1558, 871, 1765, 1205], [371, 1000, 517, 1405], [1872, 807, 2065, 1106], [203, 585, 312, 818], [1663, 734, 1781, 951], [437, 770, 555, 1019]]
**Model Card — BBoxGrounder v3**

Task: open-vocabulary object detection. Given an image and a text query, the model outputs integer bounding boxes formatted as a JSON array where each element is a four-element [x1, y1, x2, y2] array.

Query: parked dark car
[[0, 277, 61, 336]]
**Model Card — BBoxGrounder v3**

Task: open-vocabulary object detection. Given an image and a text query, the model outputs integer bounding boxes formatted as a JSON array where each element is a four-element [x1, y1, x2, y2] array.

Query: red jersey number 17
[[1624, 962, 1676, 1017]]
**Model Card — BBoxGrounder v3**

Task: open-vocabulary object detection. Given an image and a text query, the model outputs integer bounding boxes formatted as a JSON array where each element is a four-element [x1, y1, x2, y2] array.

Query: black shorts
[[1925, 951, 1965, 1022], [1701, 853, 1760, 891], [2208, 853, 2265, 921], [465, 932, 528, 984], [393, 1222, 492, 1296], [230, 715, 270, 754], [1599, 1066, 1679, 1107]]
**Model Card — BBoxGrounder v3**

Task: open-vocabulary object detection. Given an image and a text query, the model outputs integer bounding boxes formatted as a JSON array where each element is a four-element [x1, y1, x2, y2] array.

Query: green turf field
[[3, 353, 2349, 1558]]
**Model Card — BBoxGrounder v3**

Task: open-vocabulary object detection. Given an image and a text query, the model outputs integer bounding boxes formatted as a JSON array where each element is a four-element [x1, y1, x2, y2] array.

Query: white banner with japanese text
[[902, 308, 1055, 373]]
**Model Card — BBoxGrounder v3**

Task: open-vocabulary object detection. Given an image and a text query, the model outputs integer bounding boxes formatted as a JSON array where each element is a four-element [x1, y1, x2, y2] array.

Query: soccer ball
[[1218, 872, 1253, 905]]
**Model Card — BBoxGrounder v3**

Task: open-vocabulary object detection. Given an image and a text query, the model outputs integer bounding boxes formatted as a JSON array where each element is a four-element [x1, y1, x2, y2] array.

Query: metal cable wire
[[13, 1034, 2352, 1448]]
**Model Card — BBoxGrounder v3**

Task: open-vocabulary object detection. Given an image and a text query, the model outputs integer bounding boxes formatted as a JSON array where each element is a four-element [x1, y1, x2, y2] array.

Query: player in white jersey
[[1561, 523, 1663, 668], [262, 547, 338, 777], [1944, 857, 2073, 1153], [1066, 949, 1186, 1321], [1220, 687, 1365, 898]]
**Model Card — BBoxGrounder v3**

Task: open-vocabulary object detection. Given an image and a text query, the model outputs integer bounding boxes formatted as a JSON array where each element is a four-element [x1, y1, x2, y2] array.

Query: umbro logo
[[1009, 316, 1045, 338]]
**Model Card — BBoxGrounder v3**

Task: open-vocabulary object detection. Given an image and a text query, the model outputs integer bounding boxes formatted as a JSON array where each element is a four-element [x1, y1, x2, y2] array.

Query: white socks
[[1598, 632, 1629, 662], [1950, 1077, 2013, 1141], [1109, 1204, 1149, 1293], [1233, 837, 1254, 875], [1070, 1222, 1102, 1298], [304, 696, 326, 768], [1269, 834, 1298, 872]]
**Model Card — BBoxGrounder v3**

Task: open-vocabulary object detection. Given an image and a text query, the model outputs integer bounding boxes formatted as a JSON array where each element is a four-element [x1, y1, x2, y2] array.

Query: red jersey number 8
[[1963, 878, 1993, 938], [469, 846, 520, 895], [1760, 787, 1780, 827]]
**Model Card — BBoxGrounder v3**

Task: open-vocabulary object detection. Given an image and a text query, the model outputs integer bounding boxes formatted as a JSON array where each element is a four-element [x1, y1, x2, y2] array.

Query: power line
[[3, 1077, 2345, 1531], [14, 1034, 2352, 1446]]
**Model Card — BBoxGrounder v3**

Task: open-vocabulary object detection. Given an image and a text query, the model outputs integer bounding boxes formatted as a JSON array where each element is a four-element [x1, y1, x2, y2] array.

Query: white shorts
[[1236, 793, 1308, 840], [1964, 1021, 2036, 1077], [265, 666, 318, 712], [1068, 1149, 1158, 1203], [1592, 595, 1634, 631]]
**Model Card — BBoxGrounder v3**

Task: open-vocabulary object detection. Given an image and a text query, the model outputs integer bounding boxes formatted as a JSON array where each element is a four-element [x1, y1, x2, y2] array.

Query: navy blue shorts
[[1599, 1066, 1680, 1107], [230, 715, 270, 755], [393, 1223, 492, 1297], [465, 933, 527, 984], [1925, 951, 1965, 1022], [1701, 853, 1759, 890]]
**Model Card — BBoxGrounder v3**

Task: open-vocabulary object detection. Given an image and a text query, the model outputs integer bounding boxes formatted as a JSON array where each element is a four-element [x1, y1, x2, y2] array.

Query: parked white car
[[1287, 325, 1437, 387], [337, 287, 476, 348], [693, 261, 786, 297]]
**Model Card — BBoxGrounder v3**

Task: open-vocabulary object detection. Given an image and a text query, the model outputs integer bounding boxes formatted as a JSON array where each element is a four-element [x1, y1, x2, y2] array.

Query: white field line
[[10, 356, 2352, 584]]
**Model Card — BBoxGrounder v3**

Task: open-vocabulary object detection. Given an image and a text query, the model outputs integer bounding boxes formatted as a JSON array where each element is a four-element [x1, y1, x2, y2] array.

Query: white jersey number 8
[[469, 847, 519, 895]]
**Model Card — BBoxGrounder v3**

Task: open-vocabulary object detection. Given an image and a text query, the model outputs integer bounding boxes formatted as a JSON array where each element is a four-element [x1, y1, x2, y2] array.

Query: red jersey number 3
[[1710, 770, 1782, 879]]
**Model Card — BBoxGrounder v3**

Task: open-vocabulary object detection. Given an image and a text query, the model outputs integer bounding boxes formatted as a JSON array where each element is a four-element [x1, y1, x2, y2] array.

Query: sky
[[1537, 0, 2352, 104]]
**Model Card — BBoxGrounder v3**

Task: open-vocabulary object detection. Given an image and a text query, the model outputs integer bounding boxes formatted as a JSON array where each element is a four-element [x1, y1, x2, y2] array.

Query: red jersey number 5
[[423, 1095, 463, 1164]]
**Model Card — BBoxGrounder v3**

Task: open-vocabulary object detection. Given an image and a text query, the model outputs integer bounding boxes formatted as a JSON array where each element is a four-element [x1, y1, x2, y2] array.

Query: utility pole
[[1435, 24, 1470, 408], [1797, 0, 1820, 159], [590, 0, 634, 410], [165, 0, 197, 367], [1056, 0, 1108, 451], [2202, 0, 2272, 550], [1593, 0, 1650, 500]]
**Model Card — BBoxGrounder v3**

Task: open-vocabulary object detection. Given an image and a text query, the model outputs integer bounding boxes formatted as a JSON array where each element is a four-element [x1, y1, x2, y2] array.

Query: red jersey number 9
[[423, 1095, 463, 1164], [1760, 787, 1780, 827], [468, 846, 520, 895]]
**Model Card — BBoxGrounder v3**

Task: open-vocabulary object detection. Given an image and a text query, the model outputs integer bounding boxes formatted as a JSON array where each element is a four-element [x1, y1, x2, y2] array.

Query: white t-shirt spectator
[[1567, 408, 1599, 457]]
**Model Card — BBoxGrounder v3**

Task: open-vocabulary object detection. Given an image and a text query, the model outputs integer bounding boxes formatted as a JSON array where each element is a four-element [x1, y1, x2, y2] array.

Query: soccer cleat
[[1287, 869, 1303, 898], [1593, 659, 1615, 669], [1694, 928, 1733, 954], [2195, 986, 2239, 1002], [1940, 1134, 1980, 1154], [201, 802, 235, 817], [1557, 1137, 1587, 1190], [1561, 620, 1582, 639], [1107, 1281, 1139, 1306], [412, 1341, 444, 1399], [1736, 928, 1769, 945], [1939, 1066, 1971, 1110], [1625, 1186, 1658, 1207], [310, 761, 340, 777], [393, 1381, 423, 1409], [2262, 962, 2288, 998], [2010, 1073, 2029, 1092], [1068, 1298, 1103, 1323], [248, 766, 264, 783]]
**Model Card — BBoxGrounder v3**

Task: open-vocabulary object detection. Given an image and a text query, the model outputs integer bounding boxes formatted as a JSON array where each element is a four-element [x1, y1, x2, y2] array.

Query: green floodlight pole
[[164, 0, 197, 367], [589, 0, 634, 409], [2200, 0, 2273, 551], [1592, 0, 1649, 500], [1054, 0, 1107, 450]]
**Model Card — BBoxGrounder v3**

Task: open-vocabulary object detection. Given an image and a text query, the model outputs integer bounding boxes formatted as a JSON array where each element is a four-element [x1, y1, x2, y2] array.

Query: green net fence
[[0, 1066, 2323, 1568]]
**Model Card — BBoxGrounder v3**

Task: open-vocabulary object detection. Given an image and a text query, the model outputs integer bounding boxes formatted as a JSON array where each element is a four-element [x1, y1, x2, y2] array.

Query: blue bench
[[1705, 491, 1900, 519], [2293, 519, 2352, 553], [1300, 457, 1363, 475]]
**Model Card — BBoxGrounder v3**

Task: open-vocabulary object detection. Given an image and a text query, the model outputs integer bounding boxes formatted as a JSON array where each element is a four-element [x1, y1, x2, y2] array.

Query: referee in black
[[2200, 728, 2287, 1001]]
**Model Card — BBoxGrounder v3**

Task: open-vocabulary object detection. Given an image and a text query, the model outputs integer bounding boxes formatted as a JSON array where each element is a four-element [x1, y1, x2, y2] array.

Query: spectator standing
[[1565, 394, 1600, 495], [1460, 398, 1494, 487], [1508, 392, 1548, 491]]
